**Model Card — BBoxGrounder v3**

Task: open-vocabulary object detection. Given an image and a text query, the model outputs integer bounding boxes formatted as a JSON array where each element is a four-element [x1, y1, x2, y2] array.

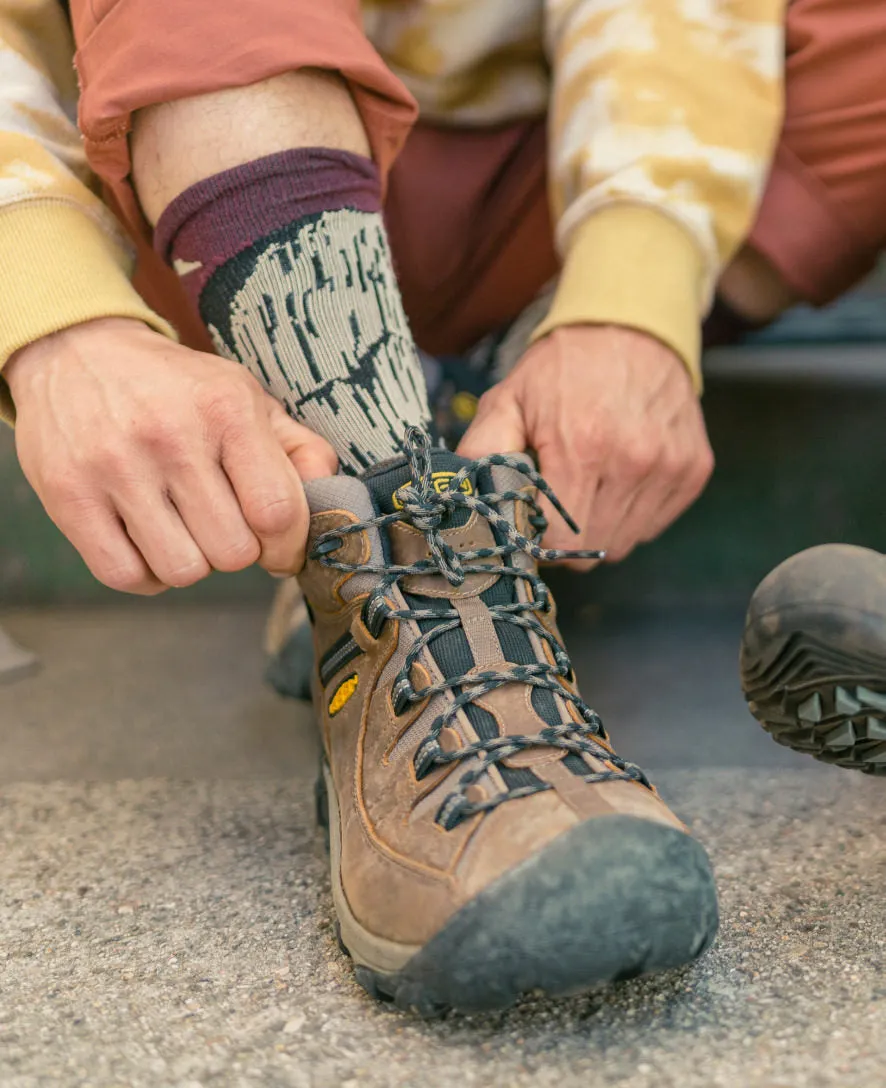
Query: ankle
[[132, 69, 371, 226], [152, 146, 430, 473]]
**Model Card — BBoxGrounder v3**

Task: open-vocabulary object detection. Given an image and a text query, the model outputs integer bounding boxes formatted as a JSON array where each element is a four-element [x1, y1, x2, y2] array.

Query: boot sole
[[741, 545, 886, 774], [317, 761, 719, 1017]]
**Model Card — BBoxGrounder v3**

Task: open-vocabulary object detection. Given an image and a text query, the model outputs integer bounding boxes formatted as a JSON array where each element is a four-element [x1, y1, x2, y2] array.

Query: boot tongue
[[361, 445, 567, 779], [361, 448, 478, 527]]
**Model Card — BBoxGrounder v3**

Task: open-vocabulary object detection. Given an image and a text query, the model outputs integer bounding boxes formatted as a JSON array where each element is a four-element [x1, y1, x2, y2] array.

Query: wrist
[[4, 317, 150, 396], [533, 207, 706, 393], [531, 323, 685, 371]]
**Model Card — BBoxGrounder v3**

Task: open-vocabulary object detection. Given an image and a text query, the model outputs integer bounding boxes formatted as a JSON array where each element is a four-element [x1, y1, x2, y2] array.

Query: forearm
[[541, 0, 787, 386], [0, 0, 174, 424]]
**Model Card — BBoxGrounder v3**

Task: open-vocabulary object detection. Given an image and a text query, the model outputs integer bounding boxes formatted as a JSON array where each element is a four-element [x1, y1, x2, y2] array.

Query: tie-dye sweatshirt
[[0, 0, 785, 422]]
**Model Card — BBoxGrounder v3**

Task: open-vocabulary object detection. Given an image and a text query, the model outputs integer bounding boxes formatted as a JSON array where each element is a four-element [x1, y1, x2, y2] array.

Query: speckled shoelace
[[311, 427, 653, 829]]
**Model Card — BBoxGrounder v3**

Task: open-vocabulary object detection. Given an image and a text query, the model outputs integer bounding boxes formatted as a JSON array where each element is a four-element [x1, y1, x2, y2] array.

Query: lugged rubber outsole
[[741, 546, 886, 774], [316, 766, 719, 1017]]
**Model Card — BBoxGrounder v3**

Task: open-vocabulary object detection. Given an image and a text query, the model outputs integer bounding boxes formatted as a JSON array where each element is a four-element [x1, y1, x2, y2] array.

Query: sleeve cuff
[[0, 201, 177, 425], [531, 204, 707, 393]]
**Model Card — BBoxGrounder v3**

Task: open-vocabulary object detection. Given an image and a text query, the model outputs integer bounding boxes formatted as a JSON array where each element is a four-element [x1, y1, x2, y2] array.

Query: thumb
[[265, 398, 339, 481], [457, 388, 527, 460]]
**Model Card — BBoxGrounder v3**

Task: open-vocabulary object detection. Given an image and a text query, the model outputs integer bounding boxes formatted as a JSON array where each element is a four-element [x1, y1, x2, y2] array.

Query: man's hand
[[458, 326, 713, 567], [5, 318, 337, 594]]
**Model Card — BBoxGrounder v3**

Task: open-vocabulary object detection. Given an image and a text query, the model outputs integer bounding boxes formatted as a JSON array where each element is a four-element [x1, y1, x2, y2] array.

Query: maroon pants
[[69, 0, 886, 354]]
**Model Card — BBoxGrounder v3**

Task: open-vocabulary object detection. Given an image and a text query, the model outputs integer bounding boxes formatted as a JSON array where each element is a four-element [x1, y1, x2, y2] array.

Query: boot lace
[[310, 427, 653, 829]]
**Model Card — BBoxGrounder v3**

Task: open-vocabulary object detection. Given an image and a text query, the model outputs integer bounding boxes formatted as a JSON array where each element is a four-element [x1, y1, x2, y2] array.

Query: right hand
[[5, 317, 337, 595]]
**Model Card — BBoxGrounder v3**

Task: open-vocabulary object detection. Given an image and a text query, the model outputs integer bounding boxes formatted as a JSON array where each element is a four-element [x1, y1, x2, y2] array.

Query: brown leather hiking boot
[[298, 428, 718, 1015]]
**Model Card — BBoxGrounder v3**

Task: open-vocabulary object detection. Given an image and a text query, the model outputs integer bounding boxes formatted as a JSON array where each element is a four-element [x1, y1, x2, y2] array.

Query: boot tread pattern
[[742, 630, 886, 774]]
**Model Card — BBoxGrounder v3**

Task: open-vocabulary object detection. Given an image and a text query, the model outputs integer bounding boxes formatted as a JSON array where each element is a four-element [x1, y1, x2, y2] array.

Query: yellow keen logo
[[392, 471, 473, 510], [451, 391, 479, 422], [328, 673, 359, 717]]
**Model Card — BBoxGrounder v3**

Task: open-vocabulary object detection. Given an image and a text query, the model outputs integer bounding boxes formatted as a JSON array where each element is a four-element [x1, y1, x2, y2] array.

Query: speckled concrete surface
[[1, 606, 885, 1088]]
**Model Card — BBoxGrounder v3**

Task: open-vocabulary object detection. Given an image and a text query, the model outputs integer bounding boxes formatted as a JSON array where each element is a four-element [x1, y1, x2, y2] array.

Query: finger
[[265, 398, 338, 481], [637, 487, 684, 547], [457, 389, 527, 460], [637, 433, 714, 545], [565, 432, 663, 563], [638, 462, 710, 546], [167, 462, 261, 573], [115, 489, 212, 588], [604, 432, 708, 560], [604, 476, 674, 562], [51, 494, 167, 596], [536, 464, 605, 571], [221, 417, 311, 575]]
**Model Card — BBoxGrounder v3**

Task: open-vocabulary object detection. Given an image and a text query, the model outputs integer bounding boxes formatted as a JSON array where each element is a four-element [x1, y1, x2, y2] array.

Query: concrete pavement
[[1, 603, 884, 1087]]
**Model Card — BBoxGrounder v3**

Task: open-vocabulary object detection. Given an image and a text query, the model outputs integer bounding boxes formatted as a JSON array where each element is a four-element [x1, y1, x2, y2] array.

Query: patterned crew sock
[[154, 148, 431, 474]]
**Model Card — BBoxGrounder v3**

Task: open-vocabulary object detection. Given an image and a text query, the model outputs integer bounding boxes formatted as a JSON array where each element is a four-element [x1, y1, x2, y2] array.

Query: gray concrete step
[[0, 603, 804, 781], [1, 604, 884, 1086]]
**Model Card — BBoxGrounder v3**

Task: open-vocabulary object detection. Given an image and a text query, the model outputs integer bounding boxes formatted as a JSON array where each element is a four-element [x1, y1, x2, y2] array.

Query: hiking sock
[[154, 148, 431, 474]]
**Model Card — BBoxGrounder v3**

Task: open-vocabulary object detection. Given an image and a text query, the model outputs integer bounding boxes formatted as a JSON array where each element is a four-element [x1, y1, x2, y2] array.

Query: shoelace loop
[[310, 427, 653, 828]]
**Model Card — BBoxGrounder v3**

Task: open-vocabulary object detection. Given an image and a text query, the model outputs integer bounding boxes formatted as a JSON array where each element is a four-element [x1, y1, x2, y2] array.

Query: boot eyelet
[[392, 677, 412, 716], [413, 737, 441, 780], [435, 792, 469, 831], [312, 536, 343, 559], [361, 595, 390, 638]]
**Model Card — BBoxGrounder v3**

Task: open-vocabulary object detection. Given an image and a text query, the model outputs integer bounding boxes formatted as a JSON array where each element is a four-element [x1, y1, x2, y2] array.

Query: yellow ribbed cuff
[[0, 201, 177, 425], [532, 205, 706, 393]]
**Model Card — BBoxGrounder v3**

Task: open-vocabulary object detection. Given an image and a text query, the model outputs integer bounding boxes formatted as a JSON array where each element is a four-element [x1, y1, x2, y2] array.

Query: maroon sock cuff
[[154, 147, 381, 299]]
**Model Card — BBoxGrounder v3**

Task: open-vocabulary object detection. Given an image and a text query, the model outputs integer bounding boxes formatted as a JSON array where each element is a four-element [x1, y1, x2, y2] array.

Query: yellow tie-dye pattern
[[363, 0, 786, 382], [0, 1, 175, 423], [0, 0, 785, 413]]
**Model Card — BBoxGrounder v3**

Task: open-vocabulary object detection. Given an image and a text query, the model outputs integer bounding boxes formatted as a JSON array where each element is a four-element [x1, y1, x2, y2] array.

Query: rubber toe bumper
[[355, 814, 719, 1016]]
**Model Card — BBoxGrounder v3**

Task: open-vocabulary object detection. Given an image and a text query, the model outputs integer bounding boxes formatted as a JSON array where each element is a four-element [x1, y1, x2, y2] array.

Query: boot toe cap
[[392, 814, 719, 1014]]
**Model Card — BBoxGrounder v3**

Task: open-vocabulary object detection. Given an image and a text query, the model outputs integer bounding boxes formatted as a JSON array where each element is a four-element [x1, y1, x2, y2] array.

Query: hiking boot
[[741, 544, 886, 773], [298, 427, 718, 1015], [263, 309, 547, 703], [265, 578, 314, 702]]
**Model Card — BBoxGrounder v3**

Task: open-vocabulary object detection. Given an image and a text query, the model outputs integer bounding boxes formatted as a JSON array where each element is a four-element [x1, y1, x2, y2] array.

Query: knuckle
[[575, 429, 611, 466], [698, 444, 716, 480], [93, 440, 132, 477], [135, 415, 190, 462], [247, 494, 300, 538], [259, 548, 304, 578], [97, 562, 148, 594], [622, 441, 656, 479], [687, 448, 715, 494], [163, 558, 212, 588], [41, 464, 83, 503], [660, 448, 684, 479], [211, 534, 261, 573], [196, 378, 254, 431]]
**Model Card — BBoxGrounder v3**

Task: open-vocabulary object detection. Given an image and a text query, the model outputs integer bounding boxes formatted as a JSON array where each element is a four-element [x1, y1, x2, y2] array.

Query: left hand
[[458, 325, 714, 568]]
